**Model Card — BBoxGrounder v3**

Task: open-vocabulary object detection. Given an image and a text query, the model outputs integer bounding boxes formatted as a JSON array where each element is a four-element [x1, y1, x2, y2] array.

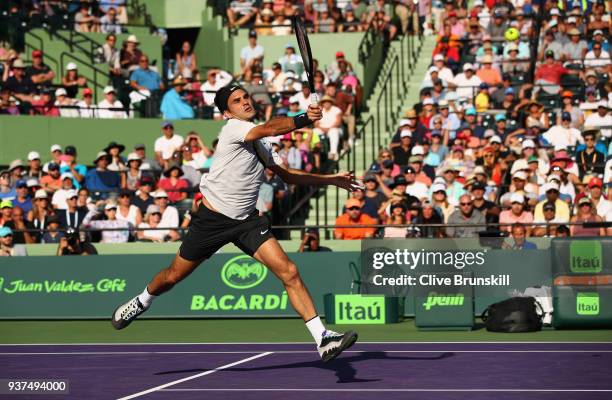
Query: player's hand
[[306, 104, 322, 122], [332, 171, 365, 192]]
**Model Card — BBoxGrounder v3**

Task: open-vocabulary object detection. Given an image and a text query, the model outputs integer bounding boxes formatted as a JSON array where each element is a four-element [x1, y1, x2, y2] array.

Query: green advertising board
[[553, 285, 612, 328], [0, 253, 355, 319], [323, 294, 403, 324]]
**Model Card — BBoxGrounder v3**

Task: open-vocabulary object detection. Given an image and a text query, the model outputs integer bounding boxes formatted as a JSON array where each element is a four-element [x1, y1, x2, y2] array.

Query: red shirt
[[157, 178, 189, 203], [535, 63, 568, 85]]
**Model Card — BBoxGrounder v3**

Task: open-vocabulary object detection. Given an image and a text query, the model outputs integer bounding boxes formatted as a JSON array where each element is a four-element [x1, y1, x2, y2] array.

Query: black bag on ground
[[482, 297, 543, 333]]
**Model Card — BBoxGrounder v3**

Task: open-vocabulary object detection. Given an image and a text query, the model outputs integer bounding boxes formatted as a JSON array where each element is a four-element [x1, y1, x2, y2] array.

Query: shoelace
[[322, 330, 343, 339], [120, 299, 142, 321]]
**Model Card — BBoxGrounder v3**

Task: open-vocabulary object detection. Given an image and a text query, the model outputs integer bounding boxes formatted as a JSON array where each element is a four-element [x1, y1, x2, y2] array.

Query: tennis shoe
[[111, 296, 147, 330], [317, 330, 358, 362]]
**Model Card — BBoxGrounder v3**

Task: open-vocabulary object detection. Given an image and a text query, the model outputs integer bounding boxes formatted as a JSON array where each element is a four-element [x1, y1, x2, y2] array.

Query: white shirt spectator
[[240, 44, 264, 65], [436, 67, 455, 85], [154, 134, 184, 160], [98, 99, 127, 119], [294, 91, 312, 112], [318, 105, 343, 129], [137, 223, 170, 241], [56, 99, 80, 118], [201, 70, 233, 106], [77, 100, 97, 118], [542, 125, 583, 148], [595, 198, 612, 219], [51, 189, 71, 209], [452, 73, 482, 100], [116, 205, 140, 226], [160, 205, 179, 228], [406, 181, 429, 200], [584, 111, 612, 138], [584, 49, 611, 69]]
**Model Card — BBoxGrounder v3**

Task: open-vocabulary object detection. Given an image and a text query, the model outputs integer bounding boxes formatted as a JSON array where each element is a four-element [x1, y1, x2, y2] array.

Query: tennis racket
[[292, 15, 318, 105]]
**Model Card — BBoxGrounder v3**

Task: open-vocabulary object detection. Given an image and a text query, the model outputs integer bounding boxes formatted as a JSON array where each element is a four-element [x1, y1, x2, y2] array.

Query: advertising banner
[[0, 253, 355, 319]]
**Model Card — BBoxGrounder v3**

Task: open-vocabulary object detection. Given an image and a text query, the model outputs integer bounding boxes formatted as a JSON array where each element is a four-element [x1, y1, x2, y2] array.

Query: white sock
[[305, 315, 326, 346], [137, 286, 156, 308]]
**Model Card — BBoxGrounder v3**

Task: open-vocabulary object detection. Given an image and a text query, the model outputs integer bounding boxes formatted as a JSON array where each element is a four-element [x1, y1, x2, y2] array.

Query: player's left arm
[[269, 163, 363, 192], [245, 104, 322, 142]]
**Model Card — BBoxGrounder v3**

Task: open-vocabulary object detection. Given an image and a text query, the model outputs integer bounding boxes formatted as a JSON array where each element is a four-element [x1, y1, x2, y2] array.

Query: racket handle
[[310, 93, 319, 106]]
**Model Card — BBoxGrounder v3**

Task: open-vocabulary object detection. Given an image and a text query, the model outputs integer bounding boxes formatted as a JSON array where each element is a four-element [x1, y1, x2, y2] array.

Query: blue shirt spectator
[[85, 152, 121, 199], [130, 56, 163, 92], [160, 78, 194, 120]]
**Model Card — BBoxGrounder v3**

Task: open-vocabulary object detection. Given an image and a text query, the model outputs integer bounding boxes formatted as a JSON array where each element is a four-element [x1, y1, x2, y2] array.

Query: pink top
[[499, 210, 534, 232]]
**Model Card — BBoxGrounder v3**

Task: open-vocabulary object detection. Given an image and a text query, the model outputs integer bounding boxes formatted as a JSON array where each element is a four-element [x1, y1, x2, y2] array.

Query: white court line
[[116, 351, 272, 400], [1, 341, 611, 346], [160, 388, 612, 393], [2, 350, 612, 356]]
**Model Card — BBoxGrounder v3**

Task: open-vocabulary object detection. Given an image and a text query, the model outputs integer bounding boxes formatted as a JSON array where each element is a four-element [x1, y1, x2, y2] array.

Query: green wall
[[195, 7, 234, 72], [0, 115, 224, 165], [143, 0, 208, 28], [231, 31, 364, 81]]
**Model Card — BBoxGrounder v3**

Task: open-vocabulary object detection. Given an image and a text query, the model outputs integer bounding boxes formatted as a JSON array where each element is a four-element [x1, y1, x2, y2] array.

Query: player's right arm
[[244, 104, 322, 141]]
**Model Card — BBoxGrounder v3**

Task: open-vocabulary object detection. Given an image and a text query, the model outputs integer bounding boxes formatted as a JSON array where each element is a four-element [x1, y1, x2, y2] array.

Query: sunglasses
[[460, 202, 472, 206], [347, 206, 361, 211]]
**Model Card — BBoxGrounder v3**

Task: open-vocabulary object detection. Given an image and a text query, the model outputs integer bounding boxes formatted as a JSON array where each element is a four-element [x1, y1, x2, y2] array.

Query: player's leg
[[111, 254, 203, 330], [252, 237, 357, 362]]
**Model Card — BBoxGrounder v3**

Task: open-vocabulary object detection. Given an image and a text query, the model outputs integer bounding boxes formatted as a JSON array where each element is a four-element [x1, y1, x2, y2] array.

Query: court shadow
[[156, 351, 454, 384]]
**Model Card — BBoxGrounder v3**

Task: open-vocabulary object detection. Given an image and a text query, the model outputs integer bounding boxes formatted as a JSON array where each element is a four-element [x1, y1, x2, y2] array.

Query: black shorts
[[179, 203, 273, 261]]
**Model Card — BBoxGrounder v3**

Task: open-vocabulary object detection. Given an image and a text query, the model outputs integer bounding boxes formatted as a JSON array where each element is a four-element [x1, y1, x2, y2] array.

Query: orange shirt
[[334, 213, 377, 240], [476, 68, 501, 86]]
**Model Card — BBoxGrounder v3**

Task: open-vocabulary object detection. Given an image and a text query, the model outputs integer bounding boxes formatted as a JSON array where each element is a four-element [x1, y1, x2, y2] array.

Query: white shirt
[[405, 181, 429, 200], [116, 205, 140, 226], [138, 223, 169, 240], [160, 205, 179, 228], [452, 73, 482, 100], [542, 125, 583, 148], [436, 67, 455, 85], [584, 49, 611, 68], [77, 101, 97, 118], [595, 198, 612, 219], [200, 118, 281, 220], [605, 159, 612, 185], [52, 189, 72, 209], [319, 106, 343, 129], [294, 91, 312, 112], [240, 44, 264, 64], [201, 70, 233, 106], [154, 134, 185, 160], [98, 99, 127, 119], [584, 112, 612, 138]]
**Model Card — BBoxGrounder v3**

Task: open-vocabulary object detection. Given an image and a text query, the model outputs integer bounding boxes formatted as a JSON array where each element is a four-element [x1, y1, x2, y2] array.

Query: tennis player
[[112, 84, 360, 362]]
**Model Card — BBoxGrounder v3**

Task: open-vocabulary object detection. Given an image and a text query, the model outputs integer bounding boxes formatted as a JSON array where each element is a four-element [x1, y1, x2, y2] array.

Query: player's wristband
[[293, 114, 314, 130]]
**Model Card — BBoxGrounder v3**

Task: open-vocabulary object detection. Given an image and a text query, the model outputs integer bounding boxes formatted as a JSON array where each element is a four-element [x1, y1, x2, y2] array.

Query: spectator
[[77, 88, 97, 118], [584, 102, 611, 139], [334, 198, 377, 239], [272, 12, 292, 35], [158, 164, 189, 203], [153, 190, 180, 229], [4, 206, 35, 244], [41, 215, 65, 244], [57, 146, 86, 189], [100, 7, 123, 34], [584, 42, 611, 74], [132, 177, 155, 214], [476, 55, 502, 86], [85, 152, 121, 199], [542, 112, 583, 148], [534, 182, 570, 224], [125, 153, 143, 191], [25, 50, 55, 86], [254, 8, 274, 36], [175, 41, 197, 79], [403, 166, 428, 200], [61, 63, 88, 99], [74, 3, 99, 32], [57, 190, 87, 230], [155, 121, 184, 169], [0, 200, 13, 226], [227, 0, 257, 28], [137, 204, 179, 242], [4, 59, 35, 103], [116, 189, 143, 228], [278, 134, 302, 169], [133, 143, 160, 173], [240, 30, 264, 81], [104, 142, 127, 172], [30, 90, 60, 117], [313, 95, 343, 161], [57, 229, 98, 256], [40, 162, 62, 193], [82, 203, 131, 243], [160, 75, 194, 120], [26, 152, 43, 180], [184, 133, 213, 168], [27, 189, 53, 239], [120, 35, 143, 75], [562, 28, 588, 64], [201, 69, 233, 115], [96, 34, 121, 78], [499, 193, 533, 233], [98, 86, 127, 119], [446, 194, 486, 238], [576, 129, 605, 178], [54, 88, 79, 118], [0, 226, 27, 256], [452, 63, 482, 101], [12, 180, 32, 215], [383, 202, 409, 238], [534, 50, 569, 94], [129, 55, 164, 103], [51, 174, 76, 209], [298, 228, 331, 252], [503, 223, 537, 250], [570, 197, 606, 236]]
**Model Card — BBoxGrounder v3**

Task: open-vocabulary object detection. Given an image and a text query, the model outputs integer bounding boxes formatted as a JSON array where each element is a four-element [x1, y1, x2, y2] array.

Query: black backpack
[[482, 297, 543, 333]]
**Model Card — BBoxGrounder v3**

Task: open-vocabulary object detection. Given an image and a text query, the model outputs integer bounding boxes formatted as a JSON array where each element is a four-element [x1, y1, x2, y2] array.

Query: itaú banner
[[0, 253, 355, 319]]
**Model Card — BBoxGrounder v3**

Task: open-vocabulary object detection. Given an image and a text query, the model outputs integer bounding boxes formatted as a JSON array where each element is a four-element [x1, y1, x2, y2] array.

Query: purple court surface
[[1, 342, 611, 399]]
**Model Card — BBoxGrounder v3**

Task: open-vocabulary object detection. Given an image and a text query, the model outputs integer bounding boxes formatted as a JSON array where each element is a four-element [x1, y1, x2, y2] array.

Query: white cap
[[431, 183, 446, 193], [593, 29, 604, 36], [146, 204, 161, 214], [288, 94, 300, 104], [473, 0, 484, 5], [398, 118, 411, 126], [411, 145, 425, 156], [34, 189, 48, 199], [511, 159, 529, 174], [153, 190, 168, 198], [490, 135, 502, 144], [26, 178, 39, 188], [400, 130, 412, 138], [463, 63, 474, 71], [423, 98, 434, 105], [483, 129, 495, 138], [66, 62, 78, 71], [547, 175, 561, 183], [127, 152, 140, 162], [553, 144, 567, 152], [550, 8, 560, 15], [27, 151, 40, 161], [50, 144, 62, 152], [105, 202, 118, 210], [54, 88, 67, 97], [127, 34, 139, 43], [434, 54, 444, 61], [598, 100, 608, 108], [522, 139, 536, 149], [567, 16, 576, 23], [103, 85, 115, 94], [510, 192, 525, 204], [65, 189, 78, 199], [60, 172, 74, 180], [473, 166, 486, 175], [512, 170, 528, 180], [428, 66, 439, 74], [542, 182, 560, 192], [438, 99, 449, 108]]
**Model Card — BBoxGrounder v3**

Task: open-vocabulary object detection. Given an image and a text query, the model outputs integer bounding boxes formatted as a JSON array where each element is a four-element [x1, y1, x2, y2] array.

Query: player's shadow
[[155, 351, 454, 384]]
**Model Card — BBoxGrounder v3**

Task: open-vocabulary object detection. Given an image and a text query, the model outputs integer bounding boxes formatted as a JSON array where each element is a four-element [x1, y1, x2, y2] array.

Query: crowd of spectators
[[332, 0, 611, 243]]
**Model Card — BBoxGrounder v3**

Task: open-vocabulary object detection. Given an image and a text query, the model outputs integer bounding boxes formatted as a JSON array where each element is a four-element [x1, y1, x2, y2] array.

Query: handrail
[[59, 51, 113, 99], [48, 27, 101, 65], [23, 31, 61, 75]]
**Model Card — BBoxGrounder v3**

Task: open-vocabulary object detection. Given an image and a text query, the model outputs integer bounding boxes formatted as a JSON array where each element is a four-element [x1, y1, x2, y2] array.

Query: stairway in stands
[[294, 33, 438, 240]]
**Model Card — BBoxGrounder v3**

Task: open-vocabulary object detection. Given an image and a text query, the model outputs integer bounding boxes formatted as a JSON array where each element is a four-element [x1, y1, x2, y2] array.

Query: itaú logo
[[221, 255, 268, 289]]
